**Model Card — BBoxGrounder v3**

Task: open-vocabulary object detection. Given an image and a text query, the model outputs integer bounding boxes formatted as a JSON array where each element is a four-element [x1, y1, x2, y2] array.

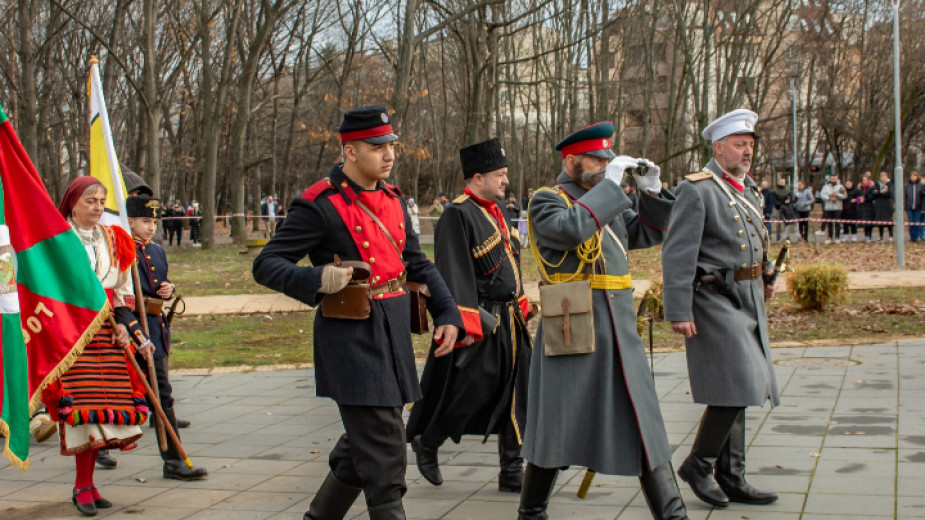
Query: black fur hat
[[459, 138, 508, 179], [127, 195, 161, 219]]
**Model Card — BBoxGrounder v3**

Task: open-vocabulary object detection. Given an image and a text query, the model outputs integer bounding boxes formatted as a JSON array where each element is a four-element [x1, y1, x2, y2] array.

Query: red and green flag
[[0, 101, 109, 470]]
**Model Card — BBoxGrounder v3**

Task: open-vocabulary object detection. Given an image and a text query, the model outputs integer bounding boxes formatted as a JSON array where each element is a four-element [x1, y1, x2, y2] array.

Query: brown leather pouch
[[320, 257, 373, 320], [540, 280, 595, 356], [405, 282, 430, 334], [144, 297, 166, 316]]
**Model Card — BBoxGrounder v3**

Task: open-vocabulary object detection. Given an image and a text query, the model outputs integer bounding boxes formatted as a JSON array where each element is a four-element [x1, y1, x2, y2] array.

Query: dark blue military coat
[[133, 239, 170, 358], [252, 164, 462, 407]]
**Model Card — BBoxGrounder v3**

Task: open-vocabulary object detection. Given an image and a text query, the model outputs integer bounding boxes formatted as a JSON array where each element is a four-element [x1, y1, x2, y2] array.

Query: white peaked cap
[[702, 109, 759, 142]]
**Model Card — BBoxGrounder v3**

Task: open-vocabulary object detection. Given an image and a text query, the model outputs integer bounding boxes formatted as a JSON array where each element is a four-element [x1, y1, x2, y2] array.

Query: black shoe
[[163, 460, 208, 480], [90, 487, 112, 509], [411, 435, 443, 486], [498, 470, 523, 493], [177, 418, 190, 428], [640, 463, 689, 520], [72, 488, 98, 516], [677, 457, 729, 508], [304, 472, 361, 520], [95, 450, 117, 469], [517, 463, 559, 520]]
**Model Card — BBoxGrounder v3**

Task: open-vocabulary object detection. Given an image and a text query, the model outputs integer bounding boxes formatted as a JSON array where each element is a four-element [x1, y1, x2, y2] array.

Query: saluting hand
[[433, 324, 461, 357]]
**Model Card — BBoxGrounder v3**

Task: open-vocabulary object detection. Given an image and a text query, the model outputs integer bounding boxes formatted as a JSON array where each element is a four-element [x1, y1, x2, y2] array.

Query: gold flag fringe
[[28, 301, 112, 416], [0, 419, 30, 471]]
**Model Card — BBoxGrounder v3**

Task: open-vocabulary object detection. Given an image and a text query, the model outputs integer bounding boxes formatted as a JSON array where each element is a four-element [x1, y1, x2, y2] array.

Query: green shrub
[[786, 262, 849, 311]]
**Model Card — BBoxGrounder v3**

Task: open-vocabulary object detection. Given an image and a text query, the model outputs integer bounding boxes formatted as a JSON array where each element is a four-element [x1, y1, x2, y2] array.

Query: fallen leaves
[[861, 299, 925, 315]]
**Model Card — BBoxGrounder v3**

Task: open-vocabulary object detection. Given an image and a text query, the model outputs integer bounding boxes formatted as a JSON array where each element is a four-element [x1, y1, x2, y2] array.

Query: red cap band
[[560, 137, 611, 158], [339, 124, 395, 142]]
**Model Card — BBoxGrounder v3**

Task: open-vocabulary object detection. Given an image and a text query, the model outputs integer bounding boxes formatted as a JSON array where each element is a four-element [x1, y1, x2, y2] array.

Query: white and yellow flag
[[88, 58, 129, 232]]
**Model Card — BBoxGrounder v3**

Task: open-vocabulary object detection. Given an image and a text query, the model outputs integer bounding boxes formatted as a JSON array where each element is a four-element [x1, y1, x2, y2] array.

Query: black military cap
[[127, 195, 161, 219], [459, 138, 508, 179], [555, 121, 616, 159], [337, 105, 399, 144]]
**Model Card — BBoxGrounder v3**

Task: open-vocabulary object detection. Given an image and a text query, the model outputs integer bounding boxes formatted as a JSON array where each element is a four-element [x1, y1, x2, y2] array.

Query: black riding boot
[[304, 472, 362, 520], [411, 435, 443, 486], [677, 406, 741, 508], [517, 463, 559, 520], [161, 407, 208, 480], [715, 411, 778, 504], [498, 422, 524, 493], [640, 463, 689, 520], [367, 499, 406, 520]]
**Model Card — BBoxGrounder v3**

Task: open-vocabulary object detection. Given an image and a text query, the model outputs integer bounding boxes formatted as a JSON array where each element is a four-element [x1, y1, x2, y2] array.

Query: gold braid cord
[[528, 187, 602, 284]]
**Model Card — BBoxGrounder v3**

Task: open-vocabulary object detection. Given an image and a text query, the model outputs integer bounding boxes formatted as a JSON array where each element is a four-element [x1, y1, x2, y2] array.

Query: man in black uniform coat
[[406, 138, 533, 493], [253, 105, 462, 520]]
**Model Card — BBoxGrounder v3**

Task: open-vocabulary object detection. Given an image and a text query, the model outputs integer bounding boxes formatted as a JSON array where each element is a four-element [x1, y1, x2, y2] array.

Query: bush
[[786, 262, 849, 311]]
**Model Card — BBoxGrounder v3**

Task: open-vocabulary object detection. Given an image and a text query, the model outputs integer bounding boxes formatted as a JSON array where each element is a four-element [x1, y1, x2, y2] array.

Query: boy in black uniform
[[406, 138, 532, 493], [127, 195, 208, 481], [253, 105, 463, 520]]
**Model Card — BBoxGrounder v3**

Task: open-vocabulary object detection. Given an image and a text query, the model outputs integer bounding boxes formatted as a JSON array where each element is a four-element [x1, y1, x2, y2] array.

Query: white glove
[[635, 158, 662, 193], [319, 265, 353, 294], [605, 156, 638, 186]]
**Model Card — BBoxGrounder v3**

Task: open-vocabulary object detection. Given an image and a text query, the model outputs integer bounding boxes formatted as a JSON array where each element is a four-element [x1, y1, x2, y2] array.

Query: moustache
[[579, 168, 605, 186]]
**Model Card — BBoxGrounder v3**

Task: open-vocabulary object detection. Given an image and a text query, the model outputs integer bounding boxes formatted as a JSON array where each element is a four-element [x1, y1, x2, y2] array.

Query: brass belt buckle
[[389, 278, 401, 292]]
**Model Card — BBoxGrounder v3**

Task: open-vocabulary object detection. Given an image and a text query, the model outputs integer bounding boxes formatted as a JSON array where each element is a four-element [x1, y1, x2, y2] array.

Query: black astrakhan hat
[[459, 138, 508, 179], [127, 195, 161, 219], [337, 105, 399, 144]]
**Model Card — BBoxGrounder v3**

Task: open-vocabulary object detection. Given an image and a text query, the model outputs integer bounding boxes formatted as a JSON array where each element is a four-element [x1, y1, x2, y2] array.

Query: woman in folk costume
[[42, 176, 154, 516]]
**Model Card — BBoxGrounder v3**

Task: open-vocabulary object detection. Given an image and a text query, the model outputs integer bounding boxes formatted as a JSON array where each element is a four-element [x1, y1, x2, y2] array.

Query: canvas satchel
[[539, 279, 595, 356]]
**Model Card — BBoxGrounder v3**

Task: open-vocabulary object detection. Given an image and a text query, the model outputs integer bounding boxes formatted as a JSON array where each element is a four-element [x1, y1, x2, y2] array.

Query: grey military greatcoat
[[662, 159, 780, 408], [522, 172, 675, 476]]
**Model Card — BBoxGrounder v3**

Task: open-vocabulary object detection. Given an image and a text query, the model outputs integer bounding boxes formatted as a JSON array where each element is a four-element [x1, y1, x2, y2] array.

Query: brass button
[[610, 293, 615, 299], [374, 276, 380, 282], [399, 223, 404, 229], [355, 226, 362, 232], [729, 201, 736, 207], [146, 255, 151, 259], [740, 244, 746, 251], [154, 279, 159, 284], [746, 217, 752, 222], [151, 267, 156, 271], [751, 232, 756, 236], [733, 215, 741, 222], [362, 241, 370, 248], [399, 239, 403, 244], [741, 263, 747, 269], [754, 246, 759, 251], [326, 179, 332, 185], [737, 230, 744, 237], [369, 257, 375, 263], [341, 181, 348, 188]]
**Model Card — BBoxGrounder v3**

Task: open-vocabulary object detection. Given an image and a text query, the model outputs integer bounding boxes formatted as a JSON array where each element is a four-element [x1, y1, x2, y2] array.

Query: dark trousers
[[190, 223, 201, 243], [135, 354, 174, 409], [823, 210, 841, 239], [331, 405, 406, 507], [797, 210, 810, 241], [168, 226, 182, 246]]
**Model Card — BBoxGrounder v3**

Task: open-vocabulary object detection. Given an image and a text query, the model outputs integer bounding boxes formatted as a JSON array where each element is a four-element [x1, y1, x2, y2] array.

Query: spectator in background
[[504, 193, 521, 222], [261, 195, 281, 238], [820, 175, 846, 244], [187, 200, 202, 246], [857, 176, 877, 241], [904, 172, 924, 242], [842, 180, 860, 242], [407, 197, 421, 235], [165, 200, 185, 246], [521, 188, 535, 212], [772, 177, 791, 241], [760, 180, 773, 237], [794, 180, 814, 242], [622, 182, 638, 210], [872, 171, 894, 242], [777, 189, 799, 242], [439, 193, 449, 207], [427, 196, 444, 218]]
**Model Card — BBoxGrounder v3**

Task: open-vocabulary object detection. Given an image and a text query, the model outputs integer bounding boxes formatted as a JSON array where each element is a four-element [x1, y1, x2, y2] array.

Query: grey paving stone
[[803, 492, 895, 516]]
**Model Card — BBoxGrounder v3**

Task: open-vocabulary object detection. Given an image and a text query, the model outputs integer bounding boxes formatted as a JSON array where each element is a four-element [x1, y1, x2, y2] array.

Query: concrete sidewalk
[[3, 340, 925, 519], [184, 270, 925, 316]]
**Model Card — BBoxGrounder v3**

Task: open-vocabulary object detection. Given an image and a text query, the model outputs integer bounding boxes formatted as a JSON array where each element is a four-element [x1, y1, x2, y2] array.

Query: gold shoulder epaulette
[[453, 194, 469, 204], [685, 171, 712, 182]]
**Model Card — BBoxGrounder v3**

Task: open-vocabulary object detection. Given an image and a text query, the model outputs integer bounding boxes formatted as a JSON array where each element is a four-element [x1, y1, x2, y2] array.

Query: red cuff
[[517, 295, 530, 318], [456, 306, 483, 348]]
